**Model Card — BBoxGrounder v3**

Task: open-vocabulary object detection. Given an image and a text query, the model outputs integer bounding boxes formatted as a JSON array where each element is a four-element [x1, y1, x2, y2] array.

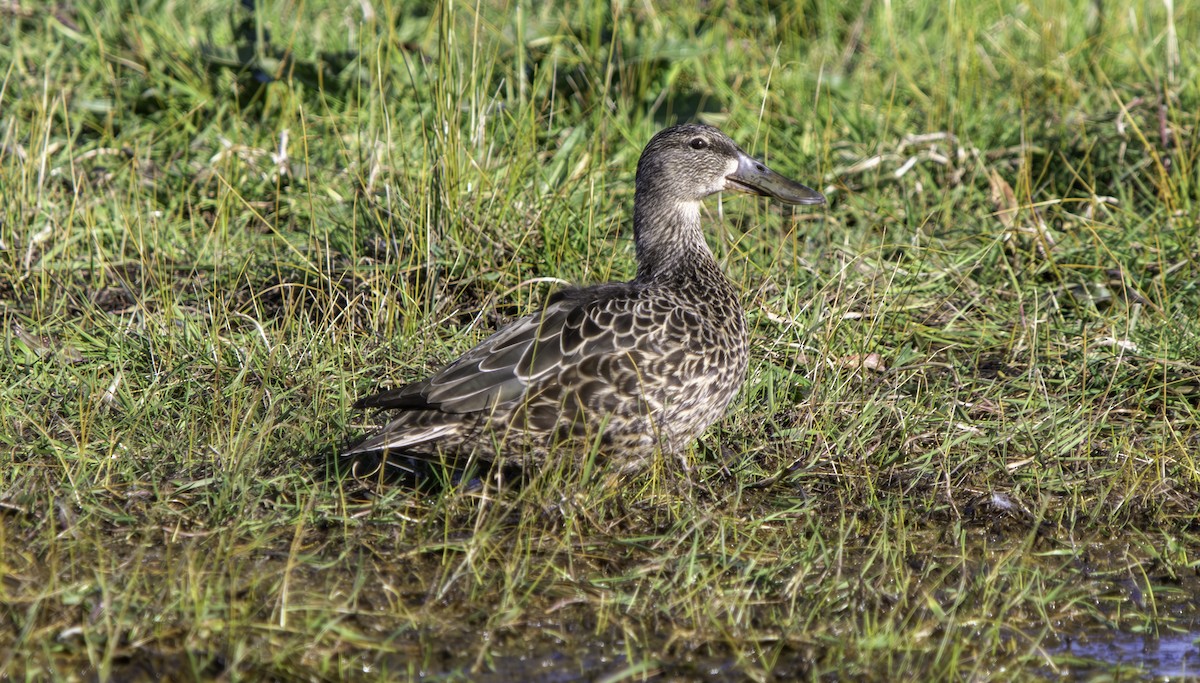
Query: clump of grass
[[2, 0, 1198, 680]]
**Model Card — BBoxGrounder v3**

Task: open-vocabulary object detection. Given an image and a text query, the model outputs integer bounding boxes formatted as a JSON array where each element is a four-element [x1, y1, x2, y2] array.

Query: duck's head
[[635, 124, 825, 207]]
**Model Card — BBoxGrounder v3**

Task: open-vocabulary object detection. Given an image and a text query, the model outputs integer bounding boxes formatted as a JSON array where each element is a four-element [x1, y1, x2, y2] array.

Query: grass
[[2, 0, 1199, 680]]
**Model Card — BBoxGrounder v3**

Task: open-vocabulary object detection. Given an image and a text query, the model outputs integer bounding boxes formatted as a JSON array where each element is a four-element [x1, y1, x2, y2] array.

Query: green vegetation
[[2, 0, 1198, 679]]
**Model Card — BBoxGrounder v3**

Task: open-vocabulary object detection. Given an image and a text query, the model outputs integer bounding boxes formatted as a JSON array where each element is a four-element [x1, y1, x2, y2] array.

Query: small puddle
[[1056, 630, 1200, 678]]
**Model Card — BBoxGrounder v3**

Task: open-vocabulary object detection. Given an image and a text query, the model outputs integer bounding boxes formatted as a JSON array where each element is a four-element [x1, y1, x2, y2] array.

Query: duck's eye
[[689, 138, 708, 150]]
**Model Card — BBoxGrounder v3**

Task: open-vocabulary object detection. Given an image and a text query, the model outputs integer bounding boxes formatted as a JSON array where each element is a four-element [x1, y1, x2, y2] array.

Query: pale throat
[[663, 200, 707, 256], [676, 200, 702, 224]]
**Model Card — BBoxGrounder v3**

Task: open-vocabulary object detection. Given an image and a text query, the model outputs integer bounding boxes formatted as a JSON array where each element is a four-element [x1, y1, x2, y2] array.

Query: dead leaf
[[837, 353, 887, 373], [988, 169, 1018, 228]]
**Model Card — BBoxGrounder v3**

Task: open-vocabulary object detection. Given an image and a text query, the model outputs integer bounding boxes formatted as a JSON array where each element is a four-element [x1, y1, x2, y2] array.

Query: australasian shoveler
[[345, 123, 825, 480]]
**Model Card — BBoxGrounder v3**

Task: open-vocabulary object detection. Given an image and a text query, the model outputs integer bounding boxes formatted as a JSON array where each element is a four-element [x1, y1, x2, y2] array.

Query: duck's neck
[[632, 192, 717, 283]]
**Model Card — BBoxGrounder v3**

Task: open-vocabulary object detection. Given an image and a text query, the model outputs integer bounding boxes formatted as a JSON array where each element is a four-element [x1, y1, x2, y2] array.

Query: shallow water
[[1056, 629, 1200, 678]]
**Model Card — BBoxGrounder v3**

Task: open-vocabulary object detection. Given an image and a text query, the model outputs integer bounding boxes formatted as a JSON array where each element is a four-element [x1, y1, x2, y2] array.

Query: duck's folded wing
[[355, 293, 632, 413], [348, 287, 678, 456], [345, 304, 577, 457]]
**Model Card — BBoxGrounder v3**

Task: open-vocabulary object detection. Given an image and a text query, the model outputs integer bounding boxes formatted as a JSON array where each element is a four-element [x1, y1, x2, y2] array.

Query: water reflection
[[1058, 630, 1200, 678]]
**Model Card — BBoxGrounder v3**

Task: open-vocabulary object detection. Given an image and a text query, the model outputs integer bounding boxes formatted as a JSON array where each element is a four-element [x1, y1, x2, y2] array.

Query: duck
[[345, 123, 824, 480]]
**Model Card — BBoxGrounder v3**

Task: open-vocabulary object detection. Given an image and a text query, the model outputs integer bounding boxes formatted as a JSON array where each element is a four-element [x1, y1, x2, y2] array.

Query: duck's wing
[[348, 285, 664, 455], [355, 297, 594, 414]]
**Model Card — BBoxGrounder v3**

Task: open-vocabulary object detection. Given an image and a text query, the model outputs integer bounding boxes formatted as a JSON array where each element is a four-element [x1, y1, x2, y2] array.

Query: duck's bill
[[726, 151, 825, 205]]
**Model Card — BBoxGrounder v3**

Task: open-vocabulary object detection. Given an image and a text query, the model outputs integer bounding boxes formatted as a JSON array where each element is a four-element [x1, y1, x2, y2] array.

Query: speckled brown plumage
[[345, 124, 824, 478]]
